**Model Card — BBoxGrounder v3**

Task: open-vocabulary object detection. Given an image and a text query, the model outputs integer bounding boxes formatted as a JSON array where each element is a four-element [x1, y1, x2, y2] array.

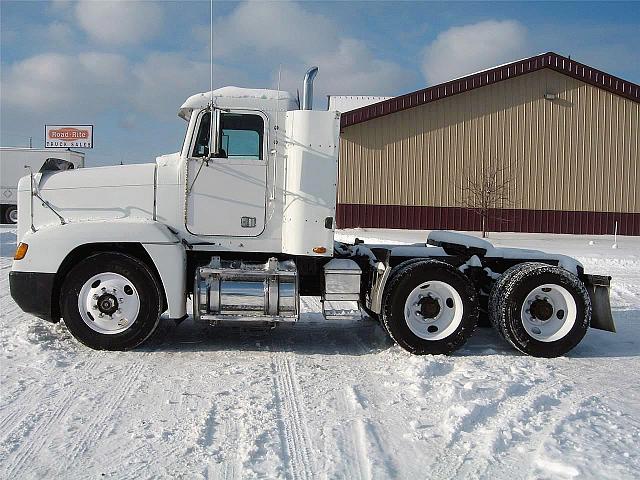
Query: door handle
[[241, 216, 257, 228]]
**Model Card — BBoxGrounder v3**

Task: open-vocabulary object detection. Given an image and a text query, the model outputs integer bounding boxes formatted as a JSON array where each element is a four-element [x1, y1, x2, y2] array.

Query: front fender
[[12, 219, 178, 273], [11, 219, 187, 319]]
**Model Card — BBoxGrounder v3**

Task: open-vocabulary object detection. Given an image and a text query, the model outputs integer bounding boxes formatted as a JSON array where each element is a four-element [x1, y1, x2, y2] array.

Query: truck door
[[185, 110, 268, 237]]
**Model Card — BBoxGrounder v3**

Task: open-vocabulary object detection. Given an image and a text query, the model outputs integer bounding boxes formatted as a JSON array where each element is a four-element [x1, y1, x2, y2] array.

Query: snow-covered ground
[[1, 226, 639, 479]]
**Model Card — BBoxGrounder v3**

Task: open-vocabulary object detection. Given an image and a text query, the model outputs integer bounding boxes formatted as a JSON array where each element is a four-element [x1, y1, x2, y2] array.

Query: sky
[[1, 0, 638, 167]]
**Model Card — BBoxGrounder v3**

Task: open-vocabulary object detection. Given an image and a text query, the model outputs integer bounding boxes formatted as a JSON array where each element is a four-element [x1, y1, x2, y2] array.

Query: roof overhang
[[341, 52, 640, 129]]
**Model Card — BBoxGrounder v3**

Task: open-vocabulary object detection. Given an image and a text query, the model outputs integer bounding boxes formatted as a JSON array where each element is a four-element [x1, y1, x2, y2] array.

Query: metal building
[[337, 52, 640, 235]]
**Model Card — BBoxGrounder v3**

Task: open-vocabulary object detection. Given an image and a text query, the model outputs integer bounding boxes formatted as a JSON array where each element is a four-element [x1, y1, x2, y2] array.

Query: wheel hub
[[520, 283, 578, 343], [78, 272, 140, 335], [529, 298, 553, 321], [419, 295, 441, 319], [404, 280, 464, 341], [97, 293, 119, 315]]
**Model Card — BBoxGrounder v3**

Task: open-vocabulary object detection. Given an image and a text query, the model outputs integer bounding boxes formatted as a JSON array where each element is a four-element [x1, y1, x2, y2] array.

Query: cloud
[[1, 53, 128, 112], [45, 21, 75, 46], [211, 0, 338, 59], [130, 53, 247, 116], [75, 0, 163, 46], [280, 38, 413, 100], [205, 0, 413, 100], [422, 20, 528, 85], [1, 49, 243, 123]]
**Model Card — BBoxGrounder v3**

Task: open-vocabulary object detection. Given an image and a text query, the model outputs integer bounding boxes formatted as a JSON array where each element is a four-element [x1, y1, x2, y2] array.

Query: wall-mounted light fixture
[[544, 92, 557, 100]]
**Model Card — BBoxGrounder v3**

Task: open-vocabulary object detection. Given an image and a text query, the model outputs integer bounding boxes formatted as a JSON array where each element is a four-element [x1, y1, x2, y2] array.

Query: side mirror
[[211, 108, 221, 156]]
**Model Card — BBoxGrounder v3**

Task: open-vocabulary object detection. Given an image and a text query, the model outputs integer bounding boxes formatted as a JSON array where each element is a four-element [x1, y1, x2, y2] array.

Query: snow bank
[[1, 226, 639, 479]]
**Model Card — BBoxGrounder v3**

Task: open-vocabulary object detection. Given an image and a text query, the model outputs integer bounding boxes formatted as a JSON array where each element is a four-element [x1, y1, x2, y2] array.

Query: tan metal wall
[[339, 68, 640, 214]]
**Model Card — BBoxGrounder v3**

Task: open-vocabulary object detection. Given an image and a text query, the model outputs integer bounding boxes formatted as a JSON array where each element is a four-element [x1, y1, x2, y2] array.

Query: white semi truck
[[0, 147, 84, 224], [9, 69, 615, 357]]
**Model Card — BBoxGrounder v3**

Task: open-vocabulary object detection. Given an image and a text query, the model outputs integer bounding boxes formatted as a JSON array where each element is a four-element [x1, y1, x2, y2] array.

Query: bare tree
[[460, 160, 515, 238]]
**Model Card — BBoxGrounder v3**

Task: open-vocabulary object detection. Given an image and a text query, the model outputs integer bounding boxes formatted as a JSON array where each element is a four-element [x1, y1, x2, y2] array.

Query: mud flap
[[583, 274, 615, 333]]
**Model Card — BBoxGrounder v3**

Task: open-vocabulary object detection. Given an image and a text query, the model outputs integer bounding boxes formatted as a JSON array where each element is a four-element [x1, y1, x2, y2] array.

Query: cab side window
[[220, 114, 264, 160], [191, 112, 264, 160]]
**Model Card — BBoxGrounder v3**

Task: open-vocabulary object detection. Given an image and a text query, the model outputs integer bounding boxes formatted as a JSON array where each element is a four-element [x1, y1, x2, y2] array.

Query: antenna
[[208, 0, 215, 157], [210, 0, 213, 101]]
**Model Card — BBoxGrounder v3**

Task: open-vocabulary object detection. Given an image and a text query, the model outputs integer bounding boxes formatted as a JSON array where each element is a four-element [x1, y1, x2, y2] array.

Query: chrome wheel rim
[[520, 284, 577, 342], [77, 272, 140, 334], [404, 280, 464, 340], [8, 208, 18, 223]]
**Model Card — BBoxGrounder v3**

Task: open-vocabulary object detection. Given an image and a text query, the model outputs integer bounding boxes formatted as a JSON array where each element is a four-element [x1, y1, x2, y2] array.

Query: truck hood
[[17, 163, 157, 233], [34, 163, 156, 191]]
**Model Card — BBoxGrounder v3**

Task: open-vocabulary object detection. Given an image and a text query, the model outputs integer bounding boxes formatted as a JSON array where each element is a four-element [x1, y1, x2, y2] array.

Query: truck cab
[[8, 69, 615, 358]]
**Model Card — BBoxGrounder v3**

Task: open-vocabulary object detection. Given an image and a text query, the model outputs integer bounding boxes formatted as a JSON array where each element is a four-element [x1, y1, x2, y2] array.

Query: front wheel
[[382, 260, 479, 355], [489, 262, 591, 358], [60, 252, 163, 350]]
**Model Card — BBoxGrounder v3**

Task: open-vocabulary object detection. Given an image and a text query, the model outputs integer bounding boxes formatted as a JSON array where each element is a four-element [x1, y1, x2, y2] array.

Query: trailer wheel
[[382, 260, 479, 355], [4, 205, 18, 224], [60, 252, 163, 350], [489, 262, 591, 358]]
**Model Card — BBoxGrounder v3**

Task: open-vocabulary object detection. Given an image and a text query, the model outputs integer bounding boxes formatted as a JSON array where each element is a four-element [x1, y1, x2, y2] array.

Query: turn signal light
[[313, 246, 327, 254], [14, 243, 28, 260]]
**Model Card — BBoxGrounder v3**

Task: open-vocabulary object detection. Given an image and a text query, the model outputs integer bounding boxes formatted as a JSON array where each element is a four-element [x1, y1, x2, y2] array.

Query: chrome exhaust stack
[[302, 66, 318, 110]]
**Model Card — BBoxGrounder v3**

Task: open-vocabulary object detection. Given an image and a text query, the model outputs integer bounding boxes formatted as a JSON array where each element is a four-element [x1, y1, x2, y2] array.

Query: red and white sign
[[45, 125, 93, 148]]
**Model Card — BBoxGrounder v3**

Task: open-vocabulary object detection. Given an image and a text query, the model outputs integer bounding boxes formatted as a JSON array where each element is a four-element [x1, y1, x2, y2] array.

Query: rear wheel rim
[[520, 283, 577, 342], [77, 272, 140, 334], [404, 280, 464, 340]]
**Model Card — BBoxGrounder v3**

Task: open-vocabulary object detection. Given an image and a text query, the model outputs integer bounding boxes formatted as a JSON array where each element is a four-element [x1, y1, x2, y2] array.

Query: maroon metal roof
[[340, 52, 640, 128]]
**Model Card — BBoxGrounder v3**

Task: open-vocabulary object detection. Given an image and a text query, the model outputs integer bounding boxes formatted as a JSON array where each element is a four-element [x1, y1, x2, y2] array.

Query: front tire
[[382, 260, 479, 355], [489, 262, 591, 358], [60, 252, 163, 350]]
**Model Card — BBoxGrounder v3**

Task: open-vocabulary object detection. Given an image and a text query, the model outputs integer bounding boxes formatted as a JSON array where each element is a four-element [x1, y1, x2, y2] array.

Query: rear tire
[[489, 262, 590, 358], [60, 252, 163, 350], [382, 260, 479, 355]]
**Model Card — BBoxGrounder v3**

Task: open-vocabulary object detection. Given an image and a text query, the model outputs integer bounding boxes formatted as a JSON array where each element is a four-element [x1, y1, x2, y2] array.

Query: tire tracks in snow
[[206, 417, 241, 480], [425, 369, 571, 479], [56, 360, 147, 476], [0, 382, 39, 440], [0, 357, 98, 480], [272, 352, 315, 480], [427, 360, 634, 479], [334, 385, 373, 480], [497, 371, 640, 480]]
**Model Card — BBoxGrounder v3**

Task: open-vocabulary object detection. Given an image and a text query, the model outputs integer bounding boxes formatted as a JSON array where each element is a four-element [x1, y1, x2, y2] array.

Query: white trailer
[[326, 95, 392, 112], [8, 69, 615, 357], [0, 147, 84, 224]]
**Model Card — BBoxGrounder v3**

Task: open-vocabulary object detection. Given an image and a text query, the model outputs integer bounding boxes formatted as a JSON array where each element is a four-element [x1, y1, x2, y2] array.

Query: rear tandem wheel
[[382, 259, 480, 355], [489, 262, 591, 358]]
